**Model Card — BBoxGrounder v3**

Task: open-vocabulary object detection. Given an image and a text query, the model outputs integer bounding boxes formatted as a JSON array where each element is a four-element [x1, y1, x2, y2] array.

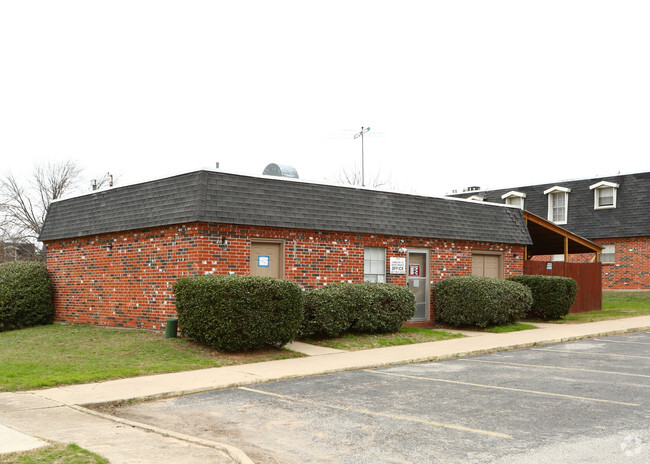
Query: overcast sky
[[1, 1, 649, 198]]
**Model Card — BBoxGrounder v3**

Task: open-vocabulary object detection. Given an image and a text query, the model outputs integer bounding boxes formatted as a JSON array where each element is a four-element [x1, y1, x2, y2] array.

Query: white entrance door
[[407, 250, 428, 321]]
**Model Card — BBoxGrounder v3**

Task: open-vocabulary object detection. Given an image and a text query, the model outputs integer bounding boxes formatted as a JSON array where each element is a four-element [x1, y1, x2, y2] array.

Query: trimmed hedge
[[0, 261, 54, 332], [173, 275, 303, 352], [348, 283, 416, 333], [300, 282, 416, 338], [301, 285, 351, 338], [508, 275, 578, 320], [435, 276, 532, 328]]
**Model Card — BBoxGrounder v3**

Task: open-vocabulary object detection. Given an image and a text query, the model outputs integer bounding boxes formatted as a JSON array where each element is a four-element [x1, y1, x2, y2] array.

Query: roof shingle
[[449, 172, 650, 239], [39, 170, 532, 245]]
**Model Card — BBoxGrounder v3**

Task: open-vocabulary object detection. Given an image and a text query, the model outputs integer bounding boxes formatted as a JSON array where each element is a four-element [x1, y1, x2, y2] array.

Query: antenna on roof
[[90, 172, 113, 191], [353, 126, 370, 186]]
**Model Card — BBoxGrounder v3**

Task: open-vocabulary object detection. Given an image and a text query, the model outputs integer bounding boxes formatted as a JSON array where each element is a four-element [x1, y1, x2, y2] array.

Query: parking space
[[114, 332, 650, 463]]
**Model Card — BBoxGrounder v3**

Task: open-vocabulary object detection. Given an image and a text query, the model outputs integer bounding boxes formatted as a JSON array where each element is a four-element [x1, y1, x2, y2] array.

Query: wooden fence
[[524, 261, 602, 313]]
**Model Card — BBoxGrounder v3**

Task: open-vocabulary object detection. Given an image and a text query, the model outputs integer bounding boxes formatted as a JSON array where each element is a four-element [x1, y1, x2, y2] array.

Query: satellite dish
[[262, 163, 299, 179]]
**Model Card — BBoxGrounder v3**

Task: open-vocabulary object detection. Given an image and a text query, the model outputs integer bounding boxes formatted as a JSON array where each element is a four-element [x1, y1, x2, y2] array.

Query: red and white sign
[[408, 264, 420, 277]]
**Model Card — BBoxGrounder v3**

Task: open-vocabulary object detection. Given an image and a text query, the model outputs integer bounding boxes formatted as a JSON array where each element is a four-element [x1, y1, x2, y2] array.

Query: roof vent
[[262, 163, 299, 179], [464, 186, 481, 192]]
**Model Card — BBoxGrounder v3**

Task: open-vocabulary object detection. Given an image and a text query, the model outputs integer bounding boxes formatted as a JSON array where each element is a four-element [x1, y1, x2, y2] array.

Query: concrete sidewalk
[[1, 316, 649, 463]]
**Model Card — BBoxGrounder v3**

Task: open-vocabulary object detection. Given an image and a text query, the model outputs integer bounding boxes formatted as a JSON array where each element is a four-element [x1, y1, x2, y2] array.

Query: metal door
[[250, 242, 283, 278]]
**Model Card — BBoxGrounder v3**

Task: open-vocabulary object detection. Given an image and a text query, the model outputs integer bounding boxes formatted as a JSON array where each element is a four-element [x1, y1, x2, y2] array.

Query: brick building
[[449, 171, 650, 289], [39, 170, 535, 329]]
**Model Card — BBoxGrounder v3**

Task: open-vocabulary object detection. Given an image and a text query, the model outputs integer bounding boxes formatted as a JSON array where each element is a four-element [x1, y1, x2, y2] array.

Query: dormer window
[[589, 181, 619, 209], [596, 188, 615, 207], [501, 191, 526, 209], [543, 186, 571, 224]]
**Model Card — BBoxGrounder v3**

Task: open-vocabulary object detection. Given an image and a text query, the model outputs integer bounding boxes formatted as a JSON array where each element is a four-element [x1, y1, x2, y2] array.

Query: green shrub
[[301, 284, 352, 338], [0, 261, 54, 332], [348, 283, 416, 333], [508, 275, 578, 320], [300, 282, 416, 337], [173, 275, 303, 352], [435, 276, 532, 328]]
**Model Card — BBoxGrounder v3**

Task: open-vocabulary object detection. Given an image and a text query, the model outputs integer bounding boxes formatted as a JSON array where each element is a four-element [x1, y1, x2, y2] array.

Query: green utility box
[[165, 318, 178, 338]]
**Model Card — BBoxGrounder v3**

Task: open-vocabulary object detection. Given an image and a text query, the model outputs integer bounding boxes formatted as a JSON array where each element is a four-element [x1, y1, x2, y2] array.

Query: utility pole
[[353, 126, 370, 186]]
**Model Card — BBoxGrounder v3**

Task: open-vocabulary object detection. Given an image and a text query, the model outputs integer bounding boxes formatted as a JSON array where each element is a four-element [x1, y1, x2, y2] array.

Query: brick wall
[[44, 224, 202, 329], [530, 236, 650, 289], [44, 221, 525, 329]]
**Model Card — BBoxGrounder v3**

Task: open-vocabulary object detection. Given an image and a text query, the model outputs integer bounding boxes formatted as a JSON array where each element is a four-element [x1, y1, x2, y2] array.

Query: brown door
[[472, 254, 502, 278], [250, 242, 283, 278]]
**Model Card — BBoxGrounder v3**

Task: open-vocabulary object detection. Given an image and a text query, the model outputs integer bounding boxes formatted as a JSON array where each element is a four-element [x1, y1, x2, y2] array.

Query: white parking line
[[368, 371, 640, 406], [594, 338, 650, 346], [239, 386, 512, 438], [532, 348, 650, 359], [459, 359, 650, 378]]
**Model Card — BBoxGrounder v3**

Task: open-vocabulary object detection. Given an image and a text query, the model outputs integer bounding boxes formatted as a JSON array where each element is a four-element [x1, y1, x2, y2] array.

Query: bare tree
[[0, 160, 82, 243], [336, 164, 392, 189]]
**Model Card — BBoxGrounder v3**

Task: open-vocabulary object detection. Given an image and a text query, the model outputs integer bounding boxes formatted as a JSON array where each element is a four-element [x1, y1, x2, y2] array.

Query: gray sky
[[1, 1, 649, 197]]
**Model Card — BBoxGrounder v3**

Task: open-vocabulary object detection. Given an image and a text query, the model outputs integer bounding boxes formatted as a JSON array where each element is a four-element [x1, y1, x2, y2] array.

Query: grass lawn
[[431, 321, 539, 333], [602, 291, 650, 310], [0, 443, 108, 464], [0, 324, 302, 392], [301, 326, 464, 351], [543, 291, 650, 323], [560, 308, 650, 323], [481, 322, 538, 333]]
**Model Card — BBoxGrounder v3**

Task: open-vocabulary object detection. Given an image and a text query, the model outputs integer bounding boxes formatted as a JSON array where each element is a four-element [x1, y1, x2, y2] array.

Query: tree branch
[[0, 160, 82, 245]]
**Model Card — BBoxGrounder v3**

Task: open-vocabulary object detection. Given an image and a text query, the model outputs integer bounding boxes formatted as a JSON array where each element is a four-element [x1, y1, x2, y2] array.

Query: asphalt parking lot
[[114, 332, 650, 463]]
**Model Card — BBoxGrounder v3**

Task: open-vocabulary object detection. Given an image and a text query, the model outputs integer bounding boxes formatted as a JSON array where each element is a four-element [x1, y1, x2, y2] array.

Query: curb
[[81, 324, 650, 408], [69, 404, 255, 464], [6, 323, 648, 462]]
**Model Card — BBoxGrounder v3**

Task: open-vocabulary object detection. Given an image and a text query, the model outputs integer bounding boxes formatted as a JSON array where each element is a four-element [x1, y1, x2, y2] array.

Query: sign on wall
[[409, 264, 421, 277], [390, 257, 406, 274], [258, 255, 270, 267]]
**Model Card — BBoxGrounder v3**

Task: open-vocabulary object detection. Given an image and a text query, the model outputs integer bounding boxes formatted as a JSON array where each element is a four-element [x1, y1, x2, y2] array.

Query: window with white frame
[[506, 196, 524, 209], [550, 192, 566, 222], [551, 254, 565, 262], [364, 247, 386, 283], [501, 191, 526, 209], [600, 244, 615, 264], [544, 186, 571, 224], [590, 181, 619, 210]]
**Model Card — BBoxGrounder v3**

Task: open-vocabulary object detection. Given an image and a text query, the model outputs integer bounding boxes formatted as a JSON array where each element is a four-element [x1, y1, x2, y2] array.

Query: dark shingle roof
[[39, 170, 532, 245], [448, 172, 650, 239]]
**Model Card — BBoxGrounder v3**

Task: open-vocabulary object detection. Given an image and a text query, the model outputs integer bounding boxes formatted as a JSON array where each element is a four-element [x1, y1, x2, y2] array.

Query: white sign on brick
[[390, 257, 406, 274]]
